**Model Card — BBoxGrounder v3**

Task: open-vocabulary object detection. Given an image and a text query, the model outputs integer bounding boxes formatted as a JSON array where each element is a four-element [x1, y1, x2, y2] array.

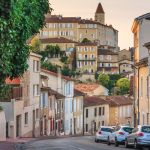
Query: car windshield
[[101, 128, 112, 132], [141, 126, 150, 133], [123, 127, 133, 133]]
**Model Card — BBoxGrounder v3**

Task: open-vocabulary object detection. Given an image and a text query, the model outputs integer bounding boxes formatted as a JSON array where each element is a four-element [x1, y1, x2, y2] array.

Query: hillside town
[[0, 1, 150, 150]]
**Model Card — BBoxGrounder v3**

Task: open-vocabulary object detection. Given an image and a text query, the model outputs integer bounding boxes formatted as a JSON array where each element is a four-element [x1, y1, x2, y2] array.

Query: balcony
[[77, 57, 96, 61], [0, 86, 23, 102]]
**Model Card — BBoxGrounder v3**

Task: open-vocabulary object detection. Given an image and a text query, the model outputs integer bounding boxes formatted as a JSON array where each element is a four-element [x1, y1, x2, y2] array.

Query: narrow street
[[21, 136, 149, 150]]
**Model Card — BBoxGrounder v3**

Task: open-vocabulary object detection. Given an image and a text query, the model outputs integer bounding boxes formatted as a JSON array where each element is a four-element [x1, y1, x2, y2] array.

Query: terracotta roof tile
[[105, 96, 133, 106], [5, 78, 20, 85], [84, 96, 108, 107], [75, 83, 99, 93], [45, 15, 117, 31], [40, 37, 77, 44]]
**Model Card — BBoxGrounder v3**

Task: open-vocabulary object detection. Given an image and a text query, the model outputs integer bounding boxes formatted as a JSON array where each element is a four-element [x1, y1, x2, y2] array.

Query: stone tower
[[95, 3, 105, 24]]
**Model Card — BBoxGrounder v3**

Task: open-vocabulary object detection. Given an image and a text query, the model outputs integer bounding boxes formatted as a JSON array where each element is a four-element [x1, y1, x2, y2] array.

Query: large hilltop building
[[39, 3, 119, 52]]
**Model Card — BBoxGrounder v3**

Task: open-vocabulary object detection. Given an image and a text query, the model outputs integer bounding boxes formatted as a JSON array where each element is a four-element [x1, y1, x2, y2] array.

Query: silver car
[[108, 125, 133, 147], [95, 126, 113, 143], [125, 125, 150, 149]]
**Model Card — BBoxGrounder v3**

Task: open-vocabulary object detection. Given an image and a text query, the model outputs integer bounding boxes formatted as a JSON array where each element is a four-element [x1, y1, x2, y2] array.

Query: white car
[[125, 125, 150, 149], [107, 125, 133, 147], [95, 126, 113, 143]]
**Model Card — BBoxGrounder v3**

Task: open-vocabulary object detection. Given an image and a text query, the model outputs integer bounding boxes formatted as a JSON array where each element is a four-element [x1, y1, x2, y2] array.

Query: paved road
[[22, 136, 149, 150]]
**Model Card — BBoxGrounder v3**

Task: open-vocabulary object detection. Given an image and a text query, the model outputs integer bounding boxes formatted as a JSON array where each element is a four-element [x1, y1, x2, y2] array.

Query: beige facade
[[73, 90, 84, 135], [118, 49, 133, 73], [0, 53, 41, 138], [132, 13, 150, 125], [97, 49, 119, 74], [84, 96, 109, 134], [0, 110, 6, 141], [39, 3, 118, 51], [39, 37, 77, 51], [76, 43, 97, 74]]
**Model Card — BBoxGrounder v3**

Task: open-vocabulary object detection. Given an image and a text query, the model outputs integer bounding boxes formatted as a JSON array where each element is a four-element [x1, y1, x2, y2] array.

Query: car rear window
[[101, 128, 112, 132], [141, 126, 150, 133], [123, 127, 133, 133]]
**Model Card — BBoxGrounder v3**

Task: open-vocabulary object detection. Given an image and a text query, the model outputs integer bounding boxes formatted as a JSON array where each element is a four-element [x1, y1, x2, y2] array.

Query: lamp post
[[144, 42, 150, 125]]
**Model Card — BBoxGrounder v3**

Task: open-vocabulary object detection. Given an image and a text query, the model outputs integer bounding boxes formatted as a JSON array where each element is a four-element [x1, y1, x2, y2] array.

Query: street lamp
[[144, 42, 150, 125]]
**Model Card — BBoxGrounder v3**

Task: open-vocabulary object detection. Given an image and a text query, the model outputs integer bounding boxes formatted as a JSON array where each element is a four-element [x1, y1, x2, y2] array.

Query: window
[[25, 112, 28, 125], [36, 109, 39, 119], [94, 108, 97, 117], [85, 55, 88, 59], [86, 124, 88, 132], [99, 107, 101, 116], [102, 121, 104, 126], [102, 107, 105, 115], [33, 84, 40, 96], [33, 60, 39, 72], [86, 109, 88, 118], [99, 55, 103, 60]]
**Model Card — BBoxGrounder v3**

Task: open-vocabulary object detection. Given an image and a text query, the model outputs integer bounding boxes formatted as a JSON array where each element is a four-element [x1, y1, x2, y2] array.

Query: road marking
[[70, 145, 86, 150]]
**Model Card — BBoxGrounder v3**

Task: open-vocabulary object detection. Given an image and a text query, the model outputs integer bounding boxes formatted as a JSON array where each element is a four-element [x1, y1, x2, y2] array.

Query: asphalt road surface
[[22, 136, 150, 150]]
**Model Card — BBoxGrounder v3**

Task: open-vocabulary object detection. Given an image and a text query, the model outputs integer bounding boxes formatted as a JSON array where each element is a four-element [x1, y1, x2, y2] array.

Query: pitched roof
[[75, 83, 99, 93], [95, 3, 105, 14], [98, 49, 118, 55], [74, 89, 85, 97], [84, 96, 108, 107], [5, 78, 20, 85], [105, 96, 133, 106], [41, 87, 65, 99], [45, 15, 81, 23], [48, 88, 65, 99], [40, 37, 77, 44], [45, 15, 117, 31], [41, 69, 75, 81]]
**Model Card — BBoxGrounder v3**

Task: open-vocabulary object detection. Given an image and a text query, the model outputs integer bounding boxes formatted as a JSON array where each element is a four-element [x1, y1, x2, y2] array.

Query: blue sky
[[49, 0, 150, 49]]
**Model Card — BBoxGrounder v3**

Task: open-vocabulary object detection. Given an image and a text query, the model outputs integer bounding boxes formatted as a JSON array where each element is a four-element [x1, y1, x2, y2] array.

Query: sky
[[49, 0, 150, 50]]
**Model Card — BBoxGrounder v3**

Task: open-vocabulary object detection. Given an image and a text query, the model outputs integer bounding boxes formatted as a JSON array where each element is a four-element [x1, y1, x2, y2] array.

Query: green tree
[[98, 73, 110, 88], [81, 38, 91, 43], [0, 0, 51, 95], [30, 39, 41, 53], [116, 78, 130, 95]]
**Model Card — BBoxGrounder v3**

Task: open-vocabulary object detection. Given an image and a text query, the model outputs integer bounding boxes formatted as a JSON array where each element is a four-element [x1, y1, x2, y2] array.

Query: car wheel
[[115, 138, 119, 147], [125, 139, 129, 148], [134, 140, 140, 149], [95, 138, 98, 143], [107, 137, 111, 145]]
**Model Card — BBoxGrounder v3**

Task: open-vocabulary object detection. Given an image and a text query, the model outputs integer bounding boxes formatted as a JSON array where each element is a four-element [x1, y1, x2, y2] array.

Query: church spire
[[96, 3, 104, 14], [95, 3, 105, 24]]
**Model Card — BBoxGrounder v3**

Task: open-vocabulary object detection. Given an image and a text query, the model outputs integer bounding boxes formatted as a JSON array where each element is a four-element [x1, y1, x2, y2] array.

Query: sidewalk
[[0, 141, 15, 150], [0, 138, 35, 150]]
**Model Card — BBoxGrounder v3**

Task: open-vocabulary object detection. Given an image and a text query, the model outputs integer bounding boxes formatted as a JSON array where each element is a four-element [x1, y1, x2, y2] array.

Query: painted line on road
[[70, 145, 86, 150]]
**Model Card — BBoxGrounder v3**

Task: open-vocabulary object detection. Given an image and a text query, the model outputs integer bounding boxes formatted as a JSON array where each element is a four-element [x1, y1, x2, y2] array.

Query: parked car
[[125, 125, 150, 149], [95, 126, 113, 143], [107, 125, 133, 147]]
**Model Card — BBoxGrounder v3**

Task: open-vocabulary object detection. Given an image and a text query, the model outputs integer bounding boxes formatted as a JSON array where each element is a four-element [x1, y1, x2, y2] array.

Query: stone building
[[39, 3, 118, 51], [0, 53, 41, 138], [97, 48, 119, 74], [76, 43, 97, 74], [132, 13, 150, 125]]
